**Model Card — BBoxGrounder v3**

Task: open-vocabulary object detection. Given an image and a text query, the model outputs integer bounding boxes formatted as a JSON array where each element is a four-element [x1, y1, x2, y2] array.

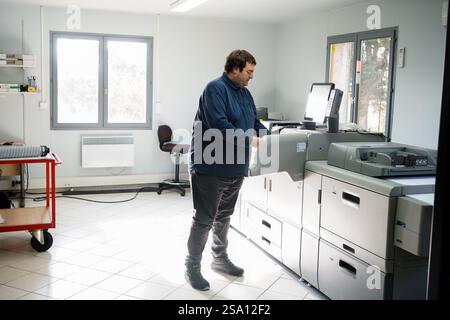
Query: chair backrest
[[157, 125, 172, 150]]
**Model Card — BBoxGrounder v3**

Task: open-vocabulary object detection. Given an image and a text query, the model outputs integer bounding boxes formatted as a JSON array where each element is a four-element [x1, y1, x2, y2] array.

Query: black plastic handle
[[262, 220, 271, 229], [342, 191, 360, 205], [261, 236, 271, 245], [343, 244, 355, 254], [339, 259, 357, 275]]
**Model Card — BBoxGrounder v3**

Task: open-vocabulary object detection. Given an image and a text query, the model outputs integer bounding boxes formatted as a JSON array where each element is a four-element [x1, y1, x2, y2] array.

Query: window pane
[[107, 40, 147, 124], [57, 38, 99, 123], [357, 37, 391, 133], [329, 42, 355, 123]]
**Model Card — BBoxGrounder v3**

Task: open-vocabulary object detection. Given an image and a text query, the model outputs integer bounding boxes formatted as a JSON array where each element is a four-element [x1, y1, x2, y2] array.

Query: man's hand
[[251, 136, 261, 148]]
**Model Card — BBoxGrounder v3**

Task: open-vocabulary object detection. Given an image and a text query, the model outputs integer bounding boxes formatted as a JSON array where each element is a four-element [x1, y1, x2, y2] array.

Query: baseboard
[[1, 172, 190, 191]]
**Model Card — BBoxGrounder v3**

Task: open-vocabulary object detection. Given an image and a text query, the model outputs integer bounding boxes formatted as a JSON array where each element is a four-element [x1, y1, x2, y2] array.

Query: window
[[326, 28, 396, 137], [51, 32, 153, 129]]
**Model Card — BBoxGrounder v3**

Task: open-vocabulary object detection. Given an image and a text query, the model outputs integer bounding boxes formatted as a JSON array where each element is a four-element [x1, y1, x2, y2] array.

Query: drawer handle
[[261, 236, 271, 245], [262, 220, 271, 229], [342, 191, 360, 208], [264, 177, 267, 190], [339, 259, 357, 275], [342, 244, 355, 254]]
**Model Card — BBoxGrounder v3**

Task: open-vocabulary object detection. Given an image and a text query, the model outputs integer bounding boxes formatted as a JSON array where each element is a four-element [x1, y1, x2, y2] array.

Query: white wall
[[0, 4, 276, 186], [275, 0, 447, 149], [1, 0, 445, 187]]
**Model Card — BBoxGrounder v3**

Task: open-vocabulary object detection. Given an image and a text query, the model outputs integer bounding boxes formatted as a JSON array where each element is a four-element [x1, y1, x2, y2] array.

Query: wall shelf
[[0, 64, 35, 68], [0, 91, 37, 95]]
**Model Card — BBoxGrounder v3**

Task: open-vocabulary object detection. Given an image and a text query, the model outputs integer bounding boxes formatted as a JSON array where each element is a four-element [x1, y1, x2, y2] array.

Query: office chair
[[157, 125, 191, 196]]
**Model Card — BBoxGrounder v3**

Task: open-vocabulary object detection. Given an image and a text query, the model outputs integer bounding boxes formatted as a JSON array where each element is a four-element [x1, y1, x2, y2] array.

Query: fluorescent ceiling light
[[170, 0, 209, 12]]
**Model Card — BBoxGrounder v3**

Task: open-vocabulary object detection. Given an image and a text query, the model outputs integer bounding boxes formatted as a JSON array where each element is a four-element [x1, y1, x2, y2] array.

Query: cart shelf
[[0, 206, 52, 229]]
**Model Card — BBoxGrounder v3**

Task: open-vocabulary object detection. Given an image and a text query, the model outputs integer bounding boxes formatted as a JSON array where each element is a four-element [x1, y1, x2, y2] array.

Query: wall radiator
[[81, 134, 135, 168]]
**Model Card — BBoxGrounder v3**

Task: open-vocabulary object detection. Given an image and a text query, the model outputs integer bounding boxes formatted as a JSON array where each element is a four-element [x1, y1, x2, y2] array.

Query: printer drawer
[[321, 176, 396, 259], [318, 239, 392, 300], [257, 210, 282, 247]]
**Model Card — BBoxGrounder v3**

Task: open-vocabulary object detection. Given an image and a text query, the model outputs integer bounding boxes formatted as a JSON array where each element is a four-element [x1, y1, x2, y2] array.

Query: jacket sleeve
[[202, 83, 236, 132]]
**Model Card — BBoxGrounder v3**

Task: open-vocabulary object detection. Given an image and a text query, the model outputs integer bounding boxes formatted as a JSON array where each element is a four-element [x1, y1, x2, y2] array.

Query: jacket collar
[[222, 72, 240, 91]]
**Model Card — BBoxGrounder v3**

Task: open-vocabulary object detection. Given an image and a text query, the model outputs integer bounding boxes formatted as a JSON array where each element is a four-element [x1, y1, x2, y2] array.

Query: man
[[185, 50, 268, 291]]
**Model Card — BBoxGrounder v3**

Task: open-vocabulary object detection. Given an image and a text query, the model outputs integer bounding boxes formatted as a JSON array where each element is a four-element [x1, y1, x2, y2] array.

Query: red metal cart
[[0, 153, 61, 252]]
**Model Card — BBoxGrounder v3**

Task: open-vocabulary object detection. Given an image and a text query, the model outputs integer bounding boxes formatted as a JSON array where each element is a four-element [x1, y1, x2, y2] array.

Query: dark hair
[[224, 50, 256, 73]]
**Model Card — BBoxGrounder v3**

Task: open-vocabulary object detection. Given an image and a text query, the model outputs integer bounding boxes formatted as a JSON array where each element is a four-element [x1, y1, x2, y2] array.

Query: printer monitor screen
[[304, 83, 335, 124]]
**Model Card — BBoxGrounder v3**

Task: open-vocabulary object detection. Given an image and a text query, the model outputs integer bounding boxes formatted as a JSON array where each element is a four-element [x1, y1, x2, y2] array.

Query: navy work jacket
[[189, 73, 268, 177]]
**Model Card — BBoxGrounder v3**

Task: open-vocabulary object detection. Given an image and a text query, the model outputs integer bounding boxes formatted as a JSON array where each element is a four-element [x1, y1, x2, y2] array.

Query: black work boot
[[185, 264, 210, 291], [211, 257, 244, 276]]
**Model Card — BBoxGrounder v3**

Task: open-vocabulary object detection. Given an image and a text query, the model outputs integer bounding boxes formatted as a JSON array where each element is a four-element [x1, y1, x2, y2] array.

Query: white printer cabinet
[[242, 172, 303, 226], [239, 172, 303, 275], [301, 165, 429, 300]]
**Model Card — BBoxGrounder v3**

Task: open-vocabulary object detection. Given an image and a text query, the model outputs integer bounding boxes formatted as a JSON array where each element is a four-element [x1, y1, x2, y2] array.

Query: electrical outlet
[[39, 101, 48, 110]]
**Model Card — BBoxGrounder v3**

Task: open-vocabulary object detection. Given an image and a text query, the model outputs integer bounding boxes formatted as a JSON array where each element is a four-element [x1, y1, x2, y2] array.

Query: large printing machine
[[232, 134, 437, 300]]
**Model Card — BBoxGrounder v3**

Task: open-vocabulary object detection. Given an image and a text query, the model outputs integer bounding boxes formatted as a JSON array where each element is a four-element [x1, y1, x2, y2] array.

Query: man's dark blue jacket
[[189, 73, 268, 177]]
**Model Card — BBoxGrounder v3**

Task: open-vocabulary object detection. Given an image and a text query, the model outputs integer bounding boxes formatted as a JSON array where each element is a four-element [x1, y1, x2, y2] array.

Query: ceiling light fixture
[[170, 0, 210, 12]]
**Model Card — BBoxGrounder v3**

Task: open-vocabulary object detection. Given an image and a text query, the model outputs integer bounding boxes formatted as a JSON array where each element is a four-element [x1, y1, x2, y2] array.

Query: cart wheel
[[30, 230, 53, 252]]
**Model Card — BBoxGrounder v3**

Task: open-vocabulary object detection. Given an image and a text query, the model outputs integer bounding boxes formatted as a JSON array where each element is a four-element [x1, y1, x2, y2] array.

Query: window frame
[[325, 27, 397, 138], [50, 31, 153, 130]]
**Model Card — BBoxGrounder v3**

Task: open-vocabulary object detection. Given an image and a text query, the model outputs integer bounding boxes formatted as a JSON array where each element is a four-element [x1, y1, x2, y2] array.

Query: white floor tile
[[0, 284, 28, 300], [163, 288, 210, 300], [35, 279, 88, 300], [64, 268, 112, 286], [87, 244, 127, 257], [93, 275, 143, 294], [114, 294, 143, 300], [257, 290, 302, 300], [60, 239, 102, 252], [231, 273, 280, 289], [5, 256, 55, 272], [62, 252, 105, 267], [18, 292, 56, 300], [68, 287, 120, 300], [267, 278, 310, 299], [147, 273, 186, 288], [89, 257, 134, 274], [117, 263, 159, 281], [34, 261, 82, 278], [0, 192, 326, 300], [32, 246, 80, 261], [6, 272, 58, 291], [214, 283, 265, 300], [0, 266, 30, 284], [125, 281, 177, 300]]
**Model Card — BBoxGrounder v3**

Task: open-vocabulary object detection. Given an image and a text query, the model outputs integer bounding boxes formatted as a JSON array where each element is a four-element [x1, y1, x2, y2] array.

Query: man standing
[[185, 50, 268, 291]]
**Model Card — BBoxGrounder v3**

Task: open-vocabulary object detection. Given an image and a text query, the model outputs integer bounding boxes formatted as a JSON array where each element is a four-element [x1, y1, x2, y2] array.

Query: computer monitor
[[304, 83, 335, 124]]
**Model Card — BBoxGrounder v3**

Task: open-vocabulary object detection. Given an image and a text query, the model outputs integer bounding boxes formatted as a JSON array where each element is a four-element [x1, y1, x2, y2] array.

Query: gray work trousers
[[185, 171, 244, 267]]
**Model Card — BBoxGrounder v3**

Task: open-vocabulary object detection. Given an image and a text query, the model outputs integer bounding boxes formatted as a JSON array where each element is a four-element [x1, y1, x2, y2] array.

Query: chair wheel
[[181, 191, 186, 197], [30, 230, 53, 252], [157, 190, 162, 195]]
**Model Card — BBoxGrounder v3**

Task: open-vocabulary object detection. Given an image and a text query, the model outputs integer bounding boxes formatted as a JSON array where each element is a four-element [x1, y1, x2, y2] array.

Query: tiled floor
[[0, 190, 327, 300]]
